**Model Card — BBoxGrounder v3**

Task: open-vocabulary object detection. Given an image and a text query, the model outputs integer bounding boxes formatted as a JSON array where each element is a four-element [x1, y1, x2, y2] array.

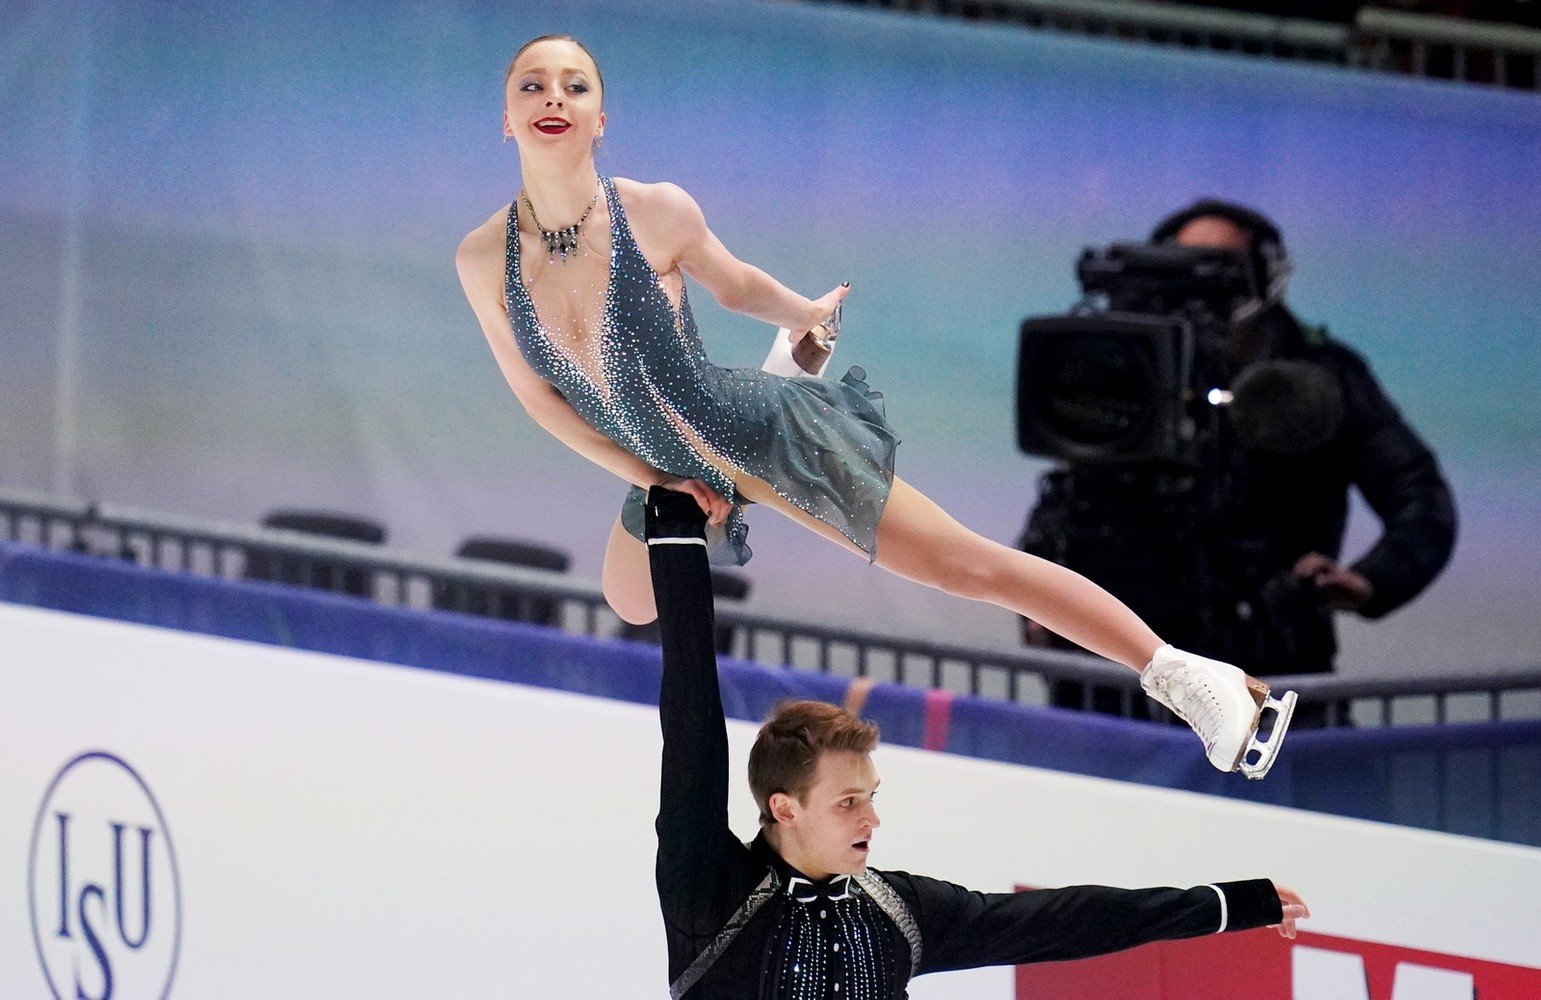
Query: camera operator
[[1018, 200, 1457, 724]]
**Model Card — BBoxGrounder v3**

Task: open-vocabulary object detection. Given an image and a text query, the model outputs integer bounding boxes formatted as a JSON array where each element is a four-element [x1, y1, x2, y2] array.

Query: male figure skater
[[646, 487, 1308, 998]]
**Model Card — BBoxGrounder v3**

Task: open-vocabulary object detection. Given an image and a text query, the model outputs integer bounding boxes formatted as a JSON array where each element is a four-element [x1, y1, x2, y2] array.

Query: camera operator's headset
[[1153, 201, 1346, 453], [1150, 200, 1294, 320]]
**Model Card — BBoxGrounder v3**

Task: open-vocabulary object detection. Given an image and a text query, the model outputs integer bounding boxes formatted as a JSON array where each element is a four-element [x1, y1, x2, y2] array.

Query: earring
[[503, 134, 512, 143]]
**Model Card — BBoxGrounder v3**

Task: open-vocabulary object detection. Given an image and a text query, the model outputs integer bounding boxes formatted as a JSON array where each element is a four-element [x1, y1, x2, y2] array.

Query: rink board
[[2, 602, 1538, 1000]]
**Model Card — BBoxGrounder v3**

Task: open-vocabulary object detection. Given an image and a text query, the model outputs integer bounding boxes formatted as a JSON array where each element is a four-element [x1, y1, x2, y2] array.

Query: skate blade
[[1237, 691, 1297, 780]]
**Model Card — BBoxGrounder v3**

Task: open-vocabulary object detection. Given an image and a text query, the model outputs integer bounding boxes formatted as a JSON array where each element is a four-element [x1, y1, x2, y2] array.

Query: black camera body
[[1016, 238, 1343, 680], [1016, 311, 1193, 464], [1016, 242, 1257, 466]]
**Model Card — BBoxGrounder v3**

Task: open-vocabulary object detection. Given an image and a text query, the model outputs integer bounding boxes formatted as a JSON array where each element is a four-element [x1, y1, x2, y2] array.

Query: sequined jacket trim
[[669, 869, 779, 1000], [853, 870, 922, 978]]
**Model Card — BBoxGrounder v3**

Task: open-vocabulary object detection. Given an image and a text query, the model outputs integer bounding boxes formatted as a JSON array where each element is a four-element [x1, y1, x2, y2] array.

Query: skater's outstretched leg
[[603, 471, 1164, 668], [598, 471, 1295, 777], [730, 473, 1162, 669], [735, 473, 1296, 778], [868, 478, 1163, 669]]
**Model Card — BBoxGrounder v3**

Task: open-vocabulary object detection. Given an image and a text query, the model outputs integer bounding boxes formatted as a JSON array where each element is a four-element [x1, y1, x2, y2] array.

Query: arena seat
[[245, 509, 386, 598], [433, 536, 573, 627]]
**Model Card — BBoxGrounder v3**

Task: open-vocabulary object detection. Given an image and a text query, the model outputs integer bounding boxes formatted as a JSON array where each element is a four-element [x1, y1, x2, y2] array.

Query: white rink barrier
[[3, 602, 1538, 1000]]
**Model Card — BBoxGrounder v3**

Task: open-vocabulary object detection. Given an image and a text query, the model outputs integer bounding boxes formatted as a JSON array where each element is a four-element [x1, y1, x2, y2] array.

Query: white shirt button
[[833, 943, 841, 952], [820, 909, 827, 919], [834, 984, 840, 993]]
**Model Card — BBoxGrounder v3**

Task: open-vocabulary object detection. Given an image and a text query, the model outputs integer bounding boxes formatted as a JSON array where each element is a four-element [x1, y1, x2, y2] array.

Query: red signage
[[1014, 923, 1541, 999]]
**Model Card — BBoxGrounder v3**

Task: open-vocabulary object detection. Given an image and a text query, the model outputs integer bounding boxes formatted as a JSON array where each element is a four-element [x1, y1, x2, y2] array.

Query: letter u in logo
[[112, 823, 154, 950]]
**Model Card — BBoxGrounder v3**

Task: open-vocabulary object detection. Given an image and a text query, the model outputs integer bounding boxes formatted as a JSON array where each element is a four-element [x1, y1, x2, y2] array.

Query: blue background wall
[[2, 0, 1537, 677]]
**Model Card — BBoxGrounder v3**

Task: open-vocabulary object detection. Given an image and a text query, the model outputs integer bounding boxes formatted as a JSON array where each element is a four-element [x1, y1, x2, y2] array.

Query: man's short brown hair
[[748, 700, 879, 825]]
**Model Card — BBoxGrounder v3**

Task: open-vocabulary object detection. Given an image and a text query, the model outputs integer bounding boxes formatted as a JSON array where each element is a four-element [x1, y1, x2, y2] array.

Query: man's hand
[[657, 475, 732, 527], [1270, 884, 1310, 939], [1293, 553, 1374, 611]]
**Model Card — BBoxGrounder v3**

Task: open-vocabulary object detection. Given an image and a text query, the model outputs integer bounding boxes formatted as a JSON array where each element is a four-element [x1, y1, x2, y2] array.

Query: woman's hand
[[1270, 885, 1310, 939], [789, 282, 850, 346], [658, 475, 733, 527]]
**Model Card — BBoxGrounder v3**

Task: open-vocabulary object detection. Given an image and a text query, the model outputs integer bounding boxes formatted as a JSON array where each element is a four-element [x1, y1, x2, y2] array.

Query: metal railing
[[1357, 7, 1541, 87], [804, 1, 1540, 90], [3, 485, 1539, 727], [822, 0, 1352, 60]]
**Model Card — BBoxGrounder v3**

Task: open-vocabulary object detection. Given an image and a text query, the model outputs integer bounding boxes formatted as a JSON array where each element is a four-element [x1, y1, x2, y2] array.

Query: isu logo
[[28, 751, 182, 1000]]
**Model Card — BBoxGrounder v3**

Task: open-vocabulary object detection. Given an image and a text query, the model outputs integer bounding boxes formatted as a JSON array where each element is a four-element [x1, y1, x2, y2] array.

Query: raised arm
[[455, 211, 668, 491], [883, 872, 1295, 974], [619, 180, 847, 337], [645, 489, 756, 951]]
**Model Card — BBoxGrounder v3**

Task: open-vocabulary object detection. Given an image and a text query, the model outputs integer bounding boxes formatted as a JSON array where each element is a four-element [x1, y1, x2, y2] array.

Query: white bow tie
[[786, 874, 853, 904]]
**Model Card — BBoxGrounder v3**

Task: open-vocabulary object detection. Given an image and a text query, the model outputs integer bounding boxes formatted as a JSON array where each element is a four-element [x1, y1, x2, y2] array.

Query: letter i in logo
[[29, 752, 182, 1000]]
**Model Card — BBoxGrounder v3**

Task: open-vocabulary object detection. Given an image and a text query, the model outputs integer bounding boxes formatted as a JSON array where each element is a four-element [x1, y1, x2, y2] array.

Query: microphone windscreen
[[1228, 360, 1345, 454]]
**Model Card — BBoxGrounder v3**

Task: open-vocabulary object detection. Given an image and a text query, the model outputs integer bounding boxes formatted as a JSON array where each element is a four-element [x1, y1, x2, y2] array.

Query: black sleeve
[[882, 871, 1282, 974], [649, 489, 755, 970], [1333, 348, 1458, 618]]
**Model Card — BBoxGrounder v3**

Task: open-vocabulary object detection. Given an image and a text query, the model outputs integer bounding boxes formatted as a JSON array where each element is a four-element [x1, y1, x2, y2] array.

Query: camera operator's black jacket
[[1021, 306, 1457, 676], [648, 489, 1283, 999]]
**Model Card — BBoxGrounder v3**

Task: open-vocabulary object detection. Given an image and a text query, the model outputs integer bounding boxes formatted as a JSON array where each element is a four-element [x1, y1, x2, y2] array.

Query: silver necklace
[[521, 188, 599, 262]]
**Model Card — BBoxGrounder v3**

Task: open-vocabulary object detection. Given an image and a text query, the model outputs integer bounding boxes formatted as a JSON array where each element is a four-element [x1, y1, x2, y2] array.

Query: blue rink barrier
[[2, 541, 1536, 847]]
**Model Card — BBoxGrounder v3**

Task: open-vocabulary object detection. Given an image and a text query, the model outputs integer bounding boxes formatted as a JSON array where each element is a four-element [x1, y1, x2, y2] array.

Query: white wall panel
[[2, 603, 1536, 999]]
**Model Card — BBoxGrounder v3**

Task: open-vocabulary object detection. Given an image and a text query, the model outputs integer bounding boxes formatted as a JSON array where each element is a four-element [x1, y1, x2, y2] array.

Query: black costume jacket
[[646, 489, 1283, 999]]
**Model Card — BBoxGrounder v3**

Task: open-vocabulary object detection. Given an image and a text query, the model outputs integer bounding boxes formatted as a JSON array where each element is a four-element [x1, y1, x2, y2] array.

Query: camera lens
[[1028, 333, 1158, 453]]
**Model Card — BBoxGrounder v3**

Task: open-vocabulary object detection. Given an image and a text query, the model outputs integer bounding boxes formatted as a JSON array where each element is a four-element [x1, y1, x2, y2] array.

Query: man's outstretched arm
[[884, 871, 1303, 974], [649, 488, 752, 956]]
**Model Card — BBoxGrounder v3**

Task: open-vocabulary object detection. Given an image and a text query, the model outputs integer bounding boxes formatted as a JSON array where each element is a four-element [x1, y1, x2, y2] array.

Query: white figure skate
[[1141, 645, 1297, 780], [762, 302, 841, 378]]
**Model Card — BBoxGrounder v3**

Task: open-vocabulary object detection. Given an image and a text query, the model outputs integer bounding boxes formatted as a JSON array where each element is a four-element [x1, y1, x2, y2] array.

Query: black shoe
[[644, 487, 707, 542]]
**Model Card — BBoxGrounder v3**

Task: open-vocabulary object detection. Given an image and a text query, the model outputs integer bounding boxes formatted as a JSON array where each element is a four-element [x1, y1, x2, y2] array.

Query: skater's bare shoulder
[[455, 204, 514, 304], [610, 176, 760, 310], [610, 176, 709, 268], [610, 176, 700, 221]]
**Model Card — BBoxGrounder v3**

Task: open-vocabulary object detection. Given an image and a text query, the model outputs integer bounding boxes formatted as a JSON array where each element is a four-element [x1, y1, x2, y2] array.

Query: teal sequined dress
[[504, 176, 899, 566]]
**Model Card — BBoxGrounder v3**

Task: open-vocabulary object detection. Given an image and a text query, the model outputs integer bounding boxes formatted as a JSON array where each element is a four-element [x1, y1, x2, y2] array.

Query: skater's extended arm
[[647, 490, 759, 966], [882, 872, 1287, 973], [621, 179, 847, 335]]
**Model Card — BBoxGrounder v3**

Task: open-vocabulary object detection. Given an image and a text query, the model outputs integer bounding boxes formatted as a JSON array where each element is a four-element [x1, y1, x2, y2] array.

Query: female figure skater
[[454, 35, 1295, 776]]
